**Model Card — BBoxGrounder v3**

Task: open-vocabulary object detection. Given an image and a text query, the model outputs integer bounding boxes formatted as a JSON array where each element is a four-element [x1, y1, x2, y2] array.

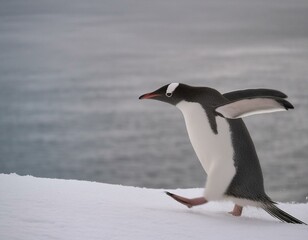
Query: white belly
[[176, 101, 236, 201]]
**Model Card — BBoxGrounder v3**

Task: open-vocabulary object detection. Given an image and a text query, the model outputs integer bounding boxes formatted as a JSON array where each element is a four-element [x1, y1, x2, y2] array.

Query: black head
[[139, 83, 224, 106], [139, 83, 183, 105]]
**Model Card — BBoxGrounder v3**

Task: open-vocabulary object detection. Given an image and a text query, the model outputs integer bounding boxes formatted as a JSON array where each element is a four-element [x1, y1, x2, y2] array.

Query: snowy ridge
[[0, 174, 307, 240]]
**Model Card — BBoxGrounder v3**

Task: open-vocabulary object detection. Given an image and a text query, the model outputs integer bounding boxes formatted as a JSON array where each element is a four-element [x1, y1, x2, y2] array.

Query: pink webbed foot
[[165, 191, 207, 208], [228, 204, 243, 216]]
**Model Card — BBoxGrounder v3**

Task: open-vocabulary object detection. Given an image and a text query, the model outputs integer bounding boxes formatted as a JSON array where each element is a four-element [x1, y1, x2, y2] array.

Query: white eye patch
[[166, 83, 179, 97]]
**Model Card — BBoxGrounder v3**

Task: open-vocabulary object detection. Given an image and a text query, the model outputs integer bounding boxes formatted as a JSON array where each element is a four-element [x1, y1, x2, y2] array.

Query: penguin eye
[[166, 92, 173, 97]]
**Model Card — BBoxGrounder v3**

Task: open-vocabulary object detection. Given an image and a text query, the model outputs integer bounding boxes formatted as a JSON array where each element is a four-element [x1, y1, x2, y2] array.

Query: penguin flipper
[[223, 89, 288, 101], [263, 203, 306, 224], [215, 97, 294, 119]]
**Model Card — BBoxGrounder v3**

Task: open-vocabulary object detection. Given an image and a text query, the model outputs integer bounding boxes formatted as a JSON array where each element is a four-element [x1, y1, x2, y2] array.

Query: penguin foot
[[165, 191, 207, 208], [228, 204, 243, 216]]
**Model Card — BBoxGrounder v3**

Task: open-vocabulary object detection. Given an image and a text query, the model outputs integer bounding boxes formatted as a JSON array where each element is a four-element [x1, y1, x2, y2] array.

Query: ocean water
[[0, 0, 307, 202]]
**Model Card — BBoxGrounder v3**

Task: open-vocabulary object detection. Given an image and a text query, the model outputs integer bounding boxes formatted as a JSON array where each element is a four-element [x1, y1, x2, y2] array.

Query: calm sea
[[0, 0, 307, 202]]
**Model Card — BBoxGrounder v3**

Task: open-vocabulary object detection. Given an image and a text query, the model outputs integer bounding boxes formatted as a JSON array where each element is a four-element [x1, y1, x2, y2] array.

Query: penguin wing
[[223, 89, 287, 101], [215, 97, 294, 119]]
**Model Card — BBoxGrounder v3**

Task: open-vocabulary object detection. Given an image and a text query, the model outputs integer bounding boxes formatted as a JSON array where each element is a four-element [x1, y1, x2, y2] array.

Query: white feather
[[216, 98, 286, 119], [166, 83, 179, 95], [176, 101, 236, 201], [226, 197, 263, 207]]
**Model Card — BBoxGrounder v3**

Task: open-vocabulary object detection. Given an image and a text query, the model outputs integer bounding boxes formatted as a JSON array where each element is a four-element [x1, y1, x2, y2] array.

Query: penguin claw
[[164, 191, 174, 197], [165, 191, 208, 208], [165, 191, 193, 208], [228, 204, 243, 216]]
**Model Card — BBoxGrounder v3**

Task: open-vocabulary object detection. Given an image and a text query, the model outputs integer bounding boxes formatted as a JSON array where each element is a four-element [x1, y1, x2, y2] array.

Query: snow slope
[[0, 174, 307, 240]]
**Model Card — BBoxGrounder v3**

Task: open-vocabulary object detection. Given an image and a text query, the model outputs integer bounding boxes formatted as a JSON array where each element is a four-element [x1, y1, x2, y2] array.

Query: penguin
[[139, 83, 306, 224]]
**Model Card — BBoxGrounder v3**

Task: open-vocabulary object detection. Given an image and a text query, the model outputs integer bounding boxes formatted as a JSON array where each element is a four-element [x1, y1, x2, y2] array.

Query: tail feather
[[263, 204, 306, 224]]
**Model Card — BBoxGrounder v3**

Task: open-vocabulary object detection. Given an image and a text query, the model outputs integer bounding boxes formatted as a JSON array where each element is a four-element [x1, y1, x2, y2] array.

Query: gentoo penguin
[[139, 83, 306, 224]]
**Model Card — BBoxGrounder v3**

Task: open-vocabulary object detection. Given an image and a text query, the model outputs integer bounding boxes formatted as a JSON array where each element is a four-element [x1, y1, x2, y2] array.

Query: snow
[[0, 174, 307, 240]]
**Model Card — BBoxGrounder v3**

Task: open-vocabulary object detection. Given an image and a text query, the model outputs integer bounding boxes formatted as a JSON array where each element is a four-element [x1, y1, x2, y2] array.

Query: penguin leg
[[165, 191, 207, 208], [228, 204, 243, 216]]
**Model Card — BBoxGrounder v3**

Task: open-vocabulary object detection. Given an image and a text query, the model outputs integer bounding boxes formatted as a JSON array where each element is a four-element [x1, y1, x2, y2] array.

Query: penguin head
[[139, 83, 184, 106], [139, 83, 223, 106]]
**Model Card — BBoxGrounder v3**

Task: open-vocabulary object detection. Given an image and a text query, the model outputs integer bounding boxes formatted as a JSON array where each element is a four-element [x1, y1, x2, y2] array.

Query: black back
[[225, 118, 271, 202]]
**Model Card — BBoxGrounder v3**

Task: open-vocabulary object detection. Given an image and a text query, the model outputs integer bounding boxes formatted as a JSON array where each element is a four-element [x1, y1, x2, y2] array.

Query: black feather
[[277, 98, 294, 110], [223, 89, 288, 101], [263, 203, 306, 224]]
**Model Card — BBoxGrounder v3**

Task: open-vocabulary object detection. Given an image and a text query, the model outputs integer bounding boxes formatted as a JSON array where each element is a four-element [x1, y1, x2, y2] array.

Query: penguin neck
[[176, 100, 218, 134]]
